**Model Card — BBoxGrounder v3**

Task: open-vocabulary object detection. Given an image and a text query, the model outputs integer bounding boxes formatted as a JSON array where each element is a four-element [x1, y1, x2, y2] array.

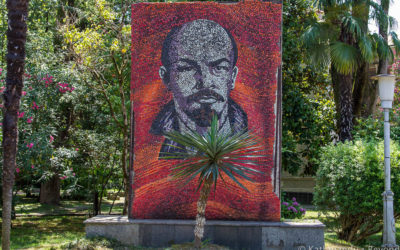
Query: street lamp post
[[376, 74, 397, 247]]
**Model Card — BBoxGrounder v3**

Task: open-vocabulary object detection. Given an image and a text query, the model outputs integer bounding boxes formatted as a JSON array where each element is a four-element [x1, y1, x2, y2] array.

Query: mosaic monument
[[130, 1, 282, 221]]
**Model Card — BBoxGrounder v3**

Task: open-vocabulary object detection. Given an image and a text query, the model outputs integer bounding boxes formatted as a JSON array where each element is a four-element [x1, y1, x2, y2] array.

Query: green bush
[[353, 111, 400, 142], [314, 139, 400, 244]]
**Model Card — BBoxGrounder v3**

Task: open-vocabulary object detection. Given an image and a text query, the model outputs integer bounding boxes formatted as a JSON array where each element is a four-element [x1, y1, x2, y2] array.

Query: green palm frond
[[389, 16, 397, 30], [341, 15, 366, 40], [162, 116, 264, 192], [308, 43, 331, 68], [358, 35, 374, 63], [390, 31, 400, 56], [313, 0, 354, 10], [371, 33, 394, 61], [302, 22, 335, 47], [367, 0, 388, 27], [302, 22, 333, 67], [330, 41, 360, 74]]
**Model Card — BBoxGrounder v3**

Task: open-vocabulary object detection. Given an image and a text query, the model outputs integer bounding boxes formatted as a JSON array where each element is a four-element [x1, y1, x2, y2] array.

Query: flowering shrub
[[281, 197, 306, 219], [0, 66, 78, 191]]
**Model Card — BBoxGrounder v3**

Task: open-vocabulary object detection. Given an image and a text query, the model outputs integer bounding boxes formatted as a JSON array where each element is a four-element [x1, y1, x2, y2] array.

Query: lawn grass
[[304, 208, 400, 249], [0, 195, 127, 249], [7, 216, 85, 249], [1, 196, 399, 249], [14, 195, 124, 215]]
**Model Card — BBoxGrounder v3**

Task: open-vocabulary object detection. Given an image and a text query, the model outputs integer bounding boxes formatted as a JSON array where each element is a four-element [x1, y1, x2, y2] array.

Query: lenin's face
[[159, 20, 238, 127]]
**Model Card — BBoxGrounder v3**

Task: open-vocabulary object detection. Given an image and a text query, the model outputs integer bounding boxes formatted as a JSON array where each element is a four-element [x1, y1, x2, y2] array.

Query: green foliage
[[282, 0, 335, 175], [303, 0, 399, 74], [314, 139, 400, 243], [163, 116, 264, 191], [353, 112, 400, 142], [353, 78, 400, 142]]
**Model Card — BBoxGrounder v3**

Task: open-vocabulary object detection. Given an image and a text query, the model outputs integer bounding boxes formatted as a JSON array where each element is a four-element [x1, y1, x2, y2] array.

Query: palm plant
[[162, 116, 264, 248], [302, 0, 400, 142]]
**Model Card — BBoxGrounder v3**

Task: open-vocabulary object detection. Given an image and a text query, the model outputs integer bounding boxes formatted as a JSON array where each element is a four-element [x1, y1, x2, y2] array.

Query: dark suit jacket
[[150, 98, 248, 159]]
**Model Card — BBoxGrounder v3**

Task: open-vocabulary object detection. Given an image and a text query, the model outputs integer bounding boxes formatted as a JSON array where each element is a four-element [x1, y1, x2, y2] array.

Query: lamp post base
[[383, 190, 397, 247]]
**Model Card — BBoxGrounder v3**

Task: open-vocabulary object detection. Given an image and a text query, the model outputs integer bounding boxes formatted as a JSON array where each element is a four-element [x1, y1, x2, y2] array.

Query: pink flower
[[16, 168, 20, 173], [31, 165, 34, 169], [49, 135, 54, 143], [18, 112, 24, 118], [0, 86, 5, 93], [22, 91, 27, 96], [58, 82, 74, 93], [26, 143, 34, 149], [27, 117, 33, 124], [75, 148, 79, 151], [0, 123, 2, 126], [32, 101, 39, 110], [72, 173, 75, 176]]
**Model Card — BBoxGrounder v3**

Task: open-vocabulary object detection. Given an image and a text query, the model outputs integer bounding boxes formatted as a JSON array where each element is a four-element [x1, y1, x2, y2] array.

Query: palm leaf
[[358, 35, 374, 63], [390, 31, 400, 56], [161, 116, 265, 192], [371, 33, 394, 62], [330, 41, 360, 74], [341, 15, 366, 40]]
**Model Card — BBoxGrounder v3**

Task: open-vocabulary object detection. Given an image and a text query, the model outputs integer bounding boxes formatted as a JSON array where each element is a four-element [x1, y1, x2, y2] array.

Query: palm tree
[[302, 0, 400, 142], [2, 0, 29, 249], [162, 116, 264, 249]]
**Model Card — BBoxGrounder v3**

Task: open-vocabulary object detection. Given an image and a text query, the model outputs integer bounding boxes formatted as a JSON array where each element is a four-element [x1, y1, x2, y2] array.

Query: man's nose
[[194, 65, 215, 89]]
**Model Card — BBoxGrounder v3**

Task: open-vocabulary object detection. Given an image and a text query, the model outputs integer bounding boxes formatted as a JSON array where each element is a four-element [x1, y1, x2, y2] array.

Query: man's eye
[[213, 66, 229, 74], [177, 66, 194, 72]]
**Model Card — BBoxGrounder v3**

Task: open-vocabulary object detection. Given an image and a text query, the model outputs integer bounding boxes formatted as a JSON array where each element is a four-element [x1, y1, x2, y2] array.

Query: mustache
[[187, 89, 225, 103]]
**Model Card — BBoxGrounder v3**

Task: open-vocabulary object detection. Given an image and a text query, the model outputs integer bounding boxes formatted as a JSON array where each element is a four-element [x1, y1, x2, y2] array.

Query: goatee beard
[[185, 104, 220, 127]]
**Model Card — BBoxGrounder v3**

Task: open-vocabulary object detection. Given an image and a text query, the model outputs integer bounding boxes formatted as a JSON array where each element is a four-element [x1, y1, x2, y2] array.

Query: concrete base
[[84, 216, 325, 250]]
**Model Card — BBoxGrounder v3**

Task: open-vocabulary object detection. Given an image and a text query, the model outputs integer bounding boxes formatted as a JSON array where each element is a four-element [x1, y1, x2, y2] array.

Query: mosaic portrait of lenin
[[131, 1, 282, 221], [150, 19, 248, 158]]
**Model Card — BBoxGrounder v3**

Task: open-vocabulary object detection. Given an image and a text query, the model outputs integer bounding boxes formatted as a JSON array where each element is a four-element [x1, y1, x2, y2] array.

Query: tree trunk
[[332, 66, 354, 142], [2, 1, 29, 249], [39, 175, 60, 205], [352, 1, 375, 118], [194, 179, 212, 249], [378, 0, 389, 75], [352, 61, 369, 118], [332, 25, 355, 142], [122, 121, 129, 215], [93, 191, 99, 216]]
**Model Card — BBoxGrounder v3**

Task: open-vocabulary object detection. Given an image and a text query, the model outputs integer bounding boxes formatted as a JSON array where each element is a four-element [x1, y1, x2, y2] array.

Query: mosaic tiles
[[130, 1, 282, 221]]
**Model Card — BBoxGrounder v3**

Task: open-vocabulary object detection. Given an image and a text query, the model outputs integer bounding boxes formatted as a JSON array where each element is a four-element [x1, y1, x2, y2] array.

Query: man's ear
[[230, 66, 238, 90], [159, 66, 168, 84]]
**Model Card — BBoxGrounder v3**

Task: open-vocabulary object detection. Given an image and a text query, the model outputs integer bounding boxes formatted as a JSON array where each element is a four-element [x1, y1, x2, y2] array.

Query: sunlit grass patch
[[0, 216, 85, 249], [14, 195, 124, 215]]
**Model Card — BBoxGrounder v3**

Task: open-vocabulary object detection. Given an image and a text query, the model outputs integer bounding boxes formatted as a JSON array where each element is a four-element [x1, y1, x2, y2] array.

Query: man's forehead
[[170, 20, 234, 62]]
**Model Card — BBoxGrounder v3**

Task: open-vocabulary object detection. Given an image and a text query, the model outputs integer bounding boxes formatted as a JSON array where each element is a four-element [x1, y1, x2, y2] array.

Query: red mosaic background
[[130, 1, 281, 221]]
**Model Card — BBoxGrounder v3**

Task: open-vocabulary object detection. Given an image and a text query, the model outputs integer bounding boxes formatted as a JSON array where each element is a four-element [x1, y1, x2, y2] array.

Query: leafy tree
[[282, 0, 335, 175], [303, 0, 400, 142], [2, 0, 29, 249], [163, 117, 264, 248], [61, 0, 132, 214], [71, 130, 122, 215]]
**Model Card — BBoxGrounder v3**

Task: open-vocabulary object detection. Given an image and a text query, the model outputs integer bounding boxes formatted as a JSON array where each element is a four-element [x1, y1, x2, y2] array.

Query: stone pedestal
[[84, 216, 324, 249]]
